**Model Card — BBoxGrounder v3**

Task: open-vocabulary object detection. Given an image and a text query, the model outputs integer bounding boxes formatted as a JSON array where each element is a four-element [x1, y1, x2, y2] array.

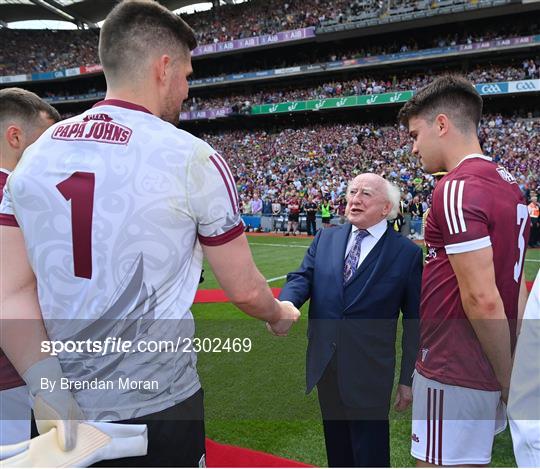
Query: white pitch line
[[266, 275, 287, 283], [249, 242, 540, 263], [249, 242, 309, 248]]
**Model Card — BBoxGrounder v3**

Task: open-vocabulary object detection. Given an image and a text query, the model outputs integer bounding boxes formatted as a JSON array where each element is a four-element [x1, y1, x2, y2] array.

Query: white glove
[[23, 357, 84, 451]]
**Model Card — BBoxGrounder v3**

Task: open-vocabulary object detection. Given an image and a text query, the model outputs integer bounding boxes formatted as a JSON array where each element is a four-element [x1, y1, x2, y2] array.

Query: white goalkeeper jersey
[[0, 99, 243, 420]]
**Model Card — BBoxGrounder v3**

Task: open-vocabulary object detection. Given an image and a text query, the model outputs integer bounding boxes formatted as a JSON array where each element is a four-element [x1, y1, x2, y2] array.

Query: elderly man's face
[[346, 174, 391, 229]]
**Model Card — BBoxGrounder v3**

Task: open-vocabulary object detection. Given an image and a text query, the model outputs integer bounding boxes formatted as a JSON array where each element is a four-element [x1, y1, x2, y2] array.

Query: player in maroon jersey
[[398, 75, 530, 466], [0, 88, 72, 447], [285, 192, 301, 236]]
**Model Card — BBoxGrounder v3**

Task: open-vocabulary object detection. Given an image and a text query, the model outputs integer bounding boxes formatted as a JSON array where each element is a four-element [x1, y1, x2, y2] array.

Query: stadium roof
[[0, 0, 210, 27]]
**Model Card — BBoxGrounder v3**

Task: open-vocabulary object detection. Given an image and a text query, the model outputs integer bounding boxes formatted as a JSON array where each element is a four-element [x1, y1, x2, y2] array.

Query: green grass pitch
[[192, 235, 540, 467]]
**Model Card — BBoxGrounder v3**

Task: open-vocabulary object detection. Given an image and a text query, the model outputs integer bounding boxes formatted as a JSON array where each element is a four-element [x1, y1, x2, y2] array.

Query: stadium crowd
[[0, 12, 535, 76], [201, 115, 539, 229], [192, 21, 537, 79], [37, 60, 538, 108], [0, 29, 98, 76], [186, 60, 540, 111]]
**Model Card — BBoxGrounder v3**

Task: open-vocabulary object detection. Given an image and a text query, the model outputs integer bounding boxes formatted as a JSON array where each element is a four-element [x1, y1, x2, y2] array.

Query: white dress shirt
[[344, 218, 388, 268]]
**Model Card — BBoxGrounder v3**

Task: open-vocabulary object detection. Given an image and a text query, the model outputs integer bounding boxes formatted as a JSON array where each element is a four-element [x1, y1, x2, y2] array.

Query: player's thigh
[[0, 385, 31, 445], [411, 371, 503, 467]]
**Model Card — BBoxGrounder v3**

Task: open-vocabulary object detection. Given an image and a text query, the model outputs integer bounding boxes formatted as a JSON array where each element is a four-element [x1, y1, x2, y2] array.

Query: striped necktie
[[343, 229, 369, 283]]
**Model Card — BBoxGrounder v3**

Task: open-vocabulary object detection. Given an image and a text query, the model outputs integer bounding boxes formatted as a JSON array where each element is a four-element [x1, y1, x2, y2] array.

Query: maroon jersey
[[0, 169, 25, 391], [288, 198, 300, 215], [417, 154, 529, 391]]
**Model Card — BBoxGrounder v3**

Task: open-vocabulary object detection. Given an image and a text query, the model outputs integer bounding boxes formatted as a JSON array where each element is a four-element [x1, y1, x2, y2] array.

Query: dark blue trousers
[[317, 358, 390, 467]]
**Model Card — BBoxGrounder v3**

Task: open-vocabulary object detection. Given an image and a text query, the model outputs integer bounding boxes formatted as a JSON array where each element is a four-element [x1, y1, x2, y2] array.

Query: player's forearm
[[226, 270, 281, 322], [1, 291, 50, 374], [463, 295, 512, 392]]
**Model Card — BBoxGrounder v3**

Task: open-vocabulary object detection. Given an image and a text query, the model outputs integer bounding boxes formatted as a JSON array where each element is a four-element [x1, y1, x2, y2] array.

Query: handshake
[[266, 299, 301, 337]]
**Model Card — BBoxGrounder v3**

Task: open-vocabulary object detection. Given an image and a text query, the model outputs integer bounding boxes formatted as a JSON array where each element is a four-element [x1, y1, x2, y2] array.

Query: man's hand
[[23, 357, 84, 451], [394, 384, 413, 412], [266, 300, 301, 336]]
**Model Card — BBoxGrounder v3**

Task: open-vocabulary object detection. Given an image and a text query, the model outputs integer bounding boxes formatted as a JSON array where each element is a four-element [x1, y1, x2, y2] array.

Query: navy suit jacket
[[280, 223, 422, 409]]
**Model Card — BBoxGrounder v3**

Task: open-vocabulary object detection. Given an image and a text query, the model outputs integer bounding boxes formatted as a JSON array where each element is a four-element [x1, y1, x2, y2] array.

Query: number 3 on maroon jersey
[[56, 172, 95, 279], [515, 203, 528, 283]]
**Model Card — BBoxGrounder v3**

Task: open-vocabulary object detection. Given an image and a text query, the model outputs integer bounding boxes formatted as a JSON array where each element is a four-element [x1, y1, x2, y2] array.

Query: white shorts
[[411, 371, 506, 466], [0, 385, 31, 445]]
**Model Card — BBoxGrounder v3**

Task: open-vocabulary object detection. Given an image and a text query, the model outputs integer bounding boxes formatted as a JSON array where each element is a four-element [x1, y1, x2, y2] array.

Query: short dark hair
[[0, 87, 60, 129], [398, 75, 483, 134], [99, 0, 197, 82]]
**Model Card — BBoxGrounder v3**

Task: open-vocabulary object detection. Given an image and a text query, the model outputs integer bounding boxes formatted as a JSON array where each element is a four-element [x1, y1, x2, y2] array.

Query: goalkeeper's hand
[[23, 357, 84, 451]]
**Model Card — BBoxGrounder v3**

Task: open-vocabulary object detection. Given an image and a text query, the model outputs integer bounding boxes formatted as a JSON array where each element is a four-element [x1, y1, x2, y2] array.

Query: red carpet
[[194, 288, 282, 303], [206, 438, 312, 467], [195, 283, 533, 304]]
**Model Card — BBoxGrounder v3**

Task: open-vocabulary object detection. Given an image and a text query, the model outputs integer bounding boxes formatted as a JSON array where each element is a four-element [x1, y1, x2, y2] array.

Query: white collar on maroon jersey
[[0, 168, 10, 176], [92, 99, 153, 115], [455, 153, 492, 168]]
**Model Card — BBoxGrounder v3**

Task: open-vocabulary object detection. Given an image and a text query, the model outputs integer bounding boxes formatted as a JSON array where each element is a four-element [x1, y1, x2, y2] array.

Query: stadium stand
[[185, 61, 539, 110], [1, 1, 539, 466], [1, 0, 539, 236], [1, 1, 537, 76], [200, 116, 539, 217], [0, 29, 98, 76]]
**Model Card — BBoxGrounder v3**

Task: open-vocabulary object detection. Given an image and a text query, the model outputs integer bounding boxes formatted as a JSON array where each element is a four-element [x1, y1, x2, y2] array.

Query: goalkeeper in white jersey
[[0, 1, 300, 466]]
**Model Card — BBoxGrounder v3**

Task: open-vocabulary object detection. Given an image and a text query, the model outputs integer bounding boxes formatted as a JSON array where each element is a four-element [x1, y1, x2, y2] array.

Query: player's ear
[[155, 54, 171, 85], [435, 114, 450, 137], [5, 124, 23, 150]]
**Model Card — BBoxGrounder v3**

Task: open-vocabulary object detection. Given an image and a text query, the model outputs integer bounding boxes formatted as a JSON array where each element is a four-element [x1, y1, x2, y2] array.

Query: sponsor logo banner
[[0, 74, 29, 84], [509, 79, 540, 93], [191, 27, 315, 57], [476, 82, 509, 95], [65, 67, 82, 77], [275, 66, 301, 75], [180, 108, 233, 121], [251, 90, 414, 115], [31, 71, 61, 81], [81, 64, 104, 74]]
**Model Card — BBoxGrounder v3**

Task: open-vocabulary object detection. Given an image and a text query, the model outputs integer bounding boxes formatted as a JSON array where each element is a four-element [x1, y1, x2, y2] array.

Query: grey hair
[[385, 181, 401, 220]]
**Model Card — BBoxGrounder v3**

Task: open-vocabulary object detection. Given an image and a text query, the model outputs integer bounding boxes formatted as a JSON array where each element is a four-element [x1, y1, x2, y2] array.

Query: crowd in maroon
[[201, 116, 539, 221]]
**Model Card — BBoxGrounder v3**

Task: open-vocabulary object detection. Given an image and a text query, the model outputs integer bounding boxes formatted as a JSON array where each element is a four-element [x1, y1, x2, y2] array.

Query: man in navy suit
[[278, 173, 422, 467]]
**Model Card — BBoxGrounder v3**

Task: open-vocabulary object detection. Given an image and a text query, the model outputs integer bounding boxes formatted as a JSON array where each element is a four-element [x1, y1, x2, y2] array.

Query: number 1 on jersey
[[57, 172, 95, 279]]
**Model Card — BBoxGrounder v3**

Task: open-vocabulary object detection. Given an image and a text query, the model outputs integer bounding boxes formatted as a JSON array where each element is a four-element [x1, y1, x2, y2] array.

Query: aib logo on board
[[366, 95, 379, 105], [336, 98, 348, 107], [390, 92, 403, 103], [287, 102, 298, 112], [269, 104, 279, 113], [314, 100, 326, 110]]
